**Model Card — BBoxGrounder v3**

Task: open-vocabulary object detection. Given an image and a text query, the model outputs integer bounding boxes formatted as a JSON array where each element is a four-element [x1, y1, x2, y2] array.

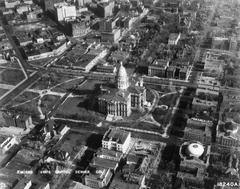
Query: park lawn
[[158, 93, 179, 107], [0, 88, 8, 97], [60, 131, 89, 155], [40, 95, 61, 114], [77, 79, 105, 91], [9, 98, 39, 119], [152, 107, 170, 126], [55, 97, 104, 124], [9, 92, 39, 105], [0, 69, 25, 85], [30, 73, 75, 90], [51, 77, 85, 93]]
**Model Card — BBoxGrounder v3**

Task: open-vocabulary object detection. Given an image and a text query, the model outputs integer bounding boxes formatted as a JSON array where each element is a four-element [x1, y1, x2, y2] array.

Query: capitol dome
[[187, 142, 204, 158], [117, 62, 129, 90]]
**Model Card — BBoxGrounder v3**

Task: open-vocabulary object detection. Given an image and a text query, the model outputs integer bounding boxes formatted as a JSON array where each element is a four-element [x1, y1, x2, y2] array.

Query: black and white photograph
[[0, 0, 239, 188]]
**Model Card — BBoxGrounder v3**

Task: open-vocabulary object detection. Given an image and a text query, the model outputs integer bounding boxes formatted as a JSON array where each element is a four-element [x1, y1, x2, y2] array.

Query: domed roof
[[117, 62, 128, 78], [187, 143, 204, 158], [117, 62, 129, 90]]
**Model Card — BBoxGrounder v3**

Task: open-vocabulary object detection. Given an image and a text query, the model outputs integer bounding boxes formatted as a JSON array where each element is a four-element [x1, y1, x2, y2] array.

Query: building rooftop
[[0, 168, 21, 189], [96, 148, 123, 159], [86, 165, 109, 179], [90, 157, 118, 170], [197, 74, 220, 88], [99, 87, 130, 102], [192, 98, 218, 108], [150, 59, 169, 68], [217, 120, 240, 140], [109, 172, 139, 189], [6, 148, 41, 170], [103, 128, 130, 144]]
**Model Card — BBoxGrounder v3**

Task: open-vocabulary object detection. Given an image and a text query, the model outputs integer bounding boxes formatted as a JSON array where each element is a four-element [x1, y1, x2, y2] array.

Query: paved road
[[0, 72, 41, 107], [47, 92, 71, 118], [0, 20, 31, 76]]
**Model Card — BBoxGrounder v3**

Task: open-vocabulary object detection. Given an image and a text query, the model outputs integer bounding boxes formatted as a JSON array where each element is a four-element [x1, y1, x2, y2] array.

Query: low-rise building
[[2, 111, 33, 129], [90, 156, 119, 172], [177, 142, 211, 188], [6, 148, 41, 170], [4, 0, 20, 9], [102, 128, 131, 153], [16, 4, 31, 15], [15, 31, 32, 46], [95, 61, 117, 74], [216, 120, 240, 147], [24, 41, 67, 61], [71, 21, 90, 38], [196, 79, 219, 103], [168, 33, 181, 45], [148, 59, 169, 78], [184, 117, 212, 144], [84, 166, 113, 189], [192, 97, 218, 112], [0, 136, 19, 153], [203, 50, 224, 77], [101, 28, 121, 43], [96, 148, 123, 162], [162, 2, 179, 14]]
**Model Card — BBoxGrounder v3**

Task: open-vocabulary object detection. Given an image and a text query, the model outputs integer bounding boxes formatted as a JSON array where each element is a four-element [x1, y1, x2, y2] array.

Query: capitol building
[[98, 62, 146, 117]]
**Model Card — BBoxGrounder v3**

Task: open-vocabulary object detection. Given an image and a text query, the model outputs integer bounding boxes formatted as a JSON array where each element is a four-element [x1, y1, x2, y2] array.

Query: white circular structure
[[187, 143, 204, 158], [117, 62, 129, 90]]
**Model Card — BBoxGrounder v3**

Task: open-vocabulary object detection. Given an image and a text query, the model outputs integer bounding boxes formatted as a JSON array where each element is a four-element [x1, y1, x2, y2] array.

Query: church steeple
[[117, 62, 129, 90]]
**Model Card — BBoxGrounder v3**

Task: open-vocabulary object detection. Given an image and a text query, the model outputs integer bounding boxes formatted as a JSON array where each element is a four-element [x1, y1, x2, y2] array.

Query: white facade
[[23, 0, 33, 4], [102, 129, 131, 153], [16, 4, 31, 15], [117, 62, 129, 90], [5, 0, 20, 9], [85, 168, 112, 188], [55, 3, 77, 22]]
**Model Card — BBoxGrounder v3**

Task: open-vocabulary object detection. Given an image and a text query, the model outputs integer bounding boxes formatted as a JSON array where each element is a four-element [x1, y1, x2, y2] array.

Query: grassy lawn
[[0, 69, 25, 85], [158, 93, 179, 107], [146, 88, 154, 102], [60, 131, 89, 155], [60, 130, 103, 155], [0, 88, 8, 97], [8, 92, 39, 105], [51, 77, 85, 93], [8, 98, 39, 119], [77, 79, 104, 91], [41, 95, 61, 114], [30, 73, 76, 90], [152, 107, 170, 126], [6, 92, 40, 119], [56, 97, 104, 124]]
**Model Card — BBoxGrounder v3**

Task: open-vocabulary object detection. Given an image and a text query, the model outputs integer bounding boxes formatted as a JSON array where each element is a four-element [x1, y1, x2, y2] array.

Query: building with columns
[[98, 62, 146, 117]]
